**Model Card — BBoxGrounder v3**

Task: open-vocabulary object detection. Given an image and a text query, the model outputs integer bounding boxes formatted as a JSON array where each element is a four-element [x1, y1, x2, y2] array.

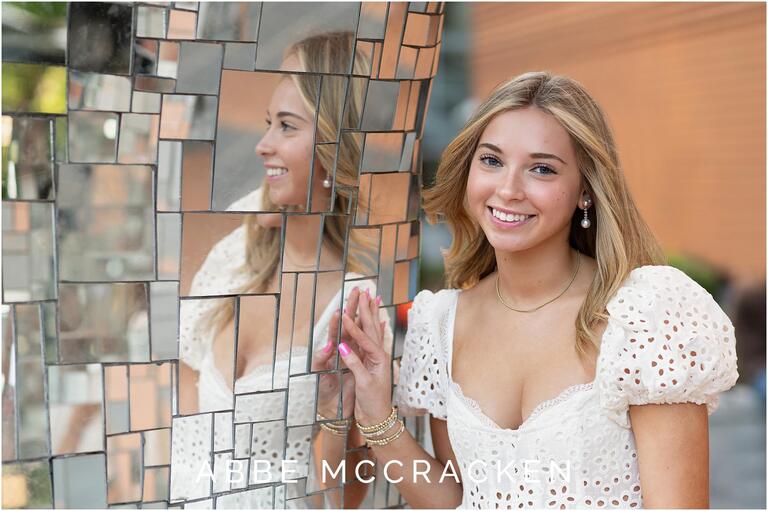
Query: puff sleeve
[[392, 289, 449, 420], [598, 265, 739, 428]]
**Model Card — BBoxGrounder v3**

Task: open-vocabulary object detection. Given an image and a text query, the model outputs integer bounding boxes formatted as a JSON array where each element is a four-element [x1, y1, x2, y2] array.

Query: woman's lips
[[266, 166, 289, 181], [487, 206, 536, 228]]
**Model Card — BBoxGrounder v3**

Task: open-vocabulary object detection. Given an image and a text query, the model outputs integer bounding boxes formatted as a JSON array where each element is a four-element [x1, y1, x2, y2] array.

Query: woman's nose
[[255, 129, 274, 157], [497, 168, 525, 202]]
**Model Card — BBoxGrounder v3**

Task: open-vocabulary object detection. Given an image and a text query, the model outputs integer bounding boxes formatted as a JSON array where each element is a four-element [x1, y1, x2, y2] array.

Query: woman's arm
[[629, 402, 709, 508], [430, 416, 461, 481], [337, 288, 463, 509], [309, 421, 370, 508], [350, 412, 462, 509], [311, 294, 381, 509]]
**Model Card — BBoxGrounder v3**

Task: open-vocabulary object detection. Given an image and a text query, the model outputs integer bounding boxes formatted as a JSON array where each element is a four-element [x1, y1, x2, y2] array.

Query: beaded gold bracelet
[[316, 411, 351, 436], [364, 419, 405, 446], [317, 411, 351, 426], [319, 422, 347, 436], [355, 406, 397, 435]]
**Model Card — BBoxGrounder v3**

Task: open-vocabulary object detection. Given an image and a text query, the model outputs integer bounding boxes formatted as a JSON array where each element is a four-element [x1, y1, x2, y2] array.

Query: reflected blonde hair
[[424, 71, 665, 355], [207, 32, 371, 334]]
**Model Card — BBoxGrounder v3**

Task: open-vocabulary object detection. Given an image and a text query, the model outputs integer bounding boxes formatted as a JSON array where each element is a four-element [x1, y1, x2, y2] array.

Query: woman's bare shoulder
[[454, 274, 495, 323]]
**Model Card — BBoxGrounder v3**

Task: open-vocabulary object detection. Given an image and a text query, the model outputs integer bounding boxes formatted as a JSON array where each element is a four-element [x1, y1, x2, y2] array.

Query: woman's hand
[[311, 308, 356, 419], [337, 288, 393, 426], [311, 286, 368, 419]]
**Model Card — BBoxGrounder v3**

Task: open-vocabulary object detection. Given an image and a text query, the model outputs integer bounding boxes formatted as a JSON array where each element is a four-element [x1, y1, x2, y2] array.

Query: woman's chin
[[267, 190, 302, 209], [256, 213, 282, 228], [484, 231, 538, 254]]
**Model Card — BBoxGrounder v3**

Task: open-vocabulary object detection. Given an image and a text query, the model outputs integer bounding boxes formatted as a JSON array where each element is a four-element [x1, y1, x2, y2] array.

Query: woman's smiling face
[[465, 106, 585, 253], [255, 74, 323, 210]]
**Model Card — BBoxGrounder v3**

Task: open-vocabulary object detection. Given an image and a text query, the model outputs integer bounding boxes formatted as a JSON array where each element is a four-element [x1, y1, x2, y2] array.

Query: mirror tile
[[1, 2, 445, 508]]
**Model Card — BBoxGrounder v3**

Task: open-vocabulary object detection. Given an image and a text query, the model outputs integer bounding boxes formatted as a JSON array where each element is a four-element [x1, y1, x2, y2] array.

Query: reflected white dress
[[393, 265, 739, 509], [170, 188, 390, 508]]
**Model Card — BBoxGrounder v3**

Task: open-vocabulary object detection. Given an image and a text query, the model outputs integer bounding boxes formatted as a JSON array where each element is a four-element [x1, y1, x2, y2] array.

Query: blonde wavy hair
[[206, 31, 372, 334], [423, 71, 665, 355]]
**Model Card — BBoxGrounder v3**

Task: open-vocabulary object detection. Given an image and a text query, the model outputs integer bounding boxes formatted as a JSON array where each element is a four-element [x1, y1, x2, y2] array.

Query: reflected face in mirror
[[256, 77, 316, 207], [255, 60, 328, 219]]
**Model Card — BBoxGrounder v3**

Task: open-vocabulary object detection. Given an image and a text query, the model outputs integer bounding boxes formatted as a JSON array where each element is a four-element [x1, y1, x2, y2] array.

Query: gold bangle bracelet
[[365, 419, 405, 446], [316, 412, 351, 429], [359, 418, 398, 439], [355, 406, 397, 434], [320, 422, 349, 431], [358, 417, 397, 438], [319, 422, 347, 436]]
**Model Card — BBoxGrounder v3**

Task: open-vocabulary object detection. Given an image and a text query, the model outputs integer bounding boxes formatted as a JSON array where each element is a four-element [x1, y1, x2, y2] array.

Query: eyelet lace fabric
[[171, 187, 393, 506], [393, 265, 739, 509]]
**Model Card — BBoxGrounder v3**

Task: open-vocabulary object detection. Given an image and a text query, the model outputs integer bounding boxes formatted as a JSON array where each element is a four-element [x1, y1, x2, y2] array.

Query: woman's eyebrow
[[276, 111, 308, 123], [478, 142, 503, 153], [530, 152, 567, 165], [478, 143, 567, 165]]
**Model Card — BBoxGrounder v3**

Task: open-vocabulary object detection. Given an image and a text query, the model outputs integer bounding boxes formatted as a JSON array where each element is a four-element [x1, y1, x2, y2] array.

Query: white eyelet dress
[[393, 265, 739, 509]]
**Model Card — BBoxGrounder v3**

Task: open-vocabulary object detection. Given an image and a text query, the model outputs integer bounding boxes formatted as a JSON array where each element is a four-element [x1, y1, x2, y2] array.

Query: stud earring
[[581, 198, 592, 229], [322, 173, 332, 189]]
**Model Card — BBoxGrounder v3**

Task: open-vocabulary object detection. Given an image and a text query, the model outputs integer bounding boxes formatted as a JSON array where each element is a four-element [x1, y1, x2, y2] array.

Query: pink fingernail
[[323, 340, 333, 353], [365, 288, 370, 297], [339, 343, 351, 357], [375, 295, 382, 305]]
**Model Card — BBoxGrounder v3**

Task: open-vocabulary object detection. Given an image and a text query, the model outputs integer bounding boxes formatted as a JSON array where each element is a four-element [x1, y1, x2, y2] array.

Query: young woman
[[332, 71, 739, 508], [173, 32, 388, 508]]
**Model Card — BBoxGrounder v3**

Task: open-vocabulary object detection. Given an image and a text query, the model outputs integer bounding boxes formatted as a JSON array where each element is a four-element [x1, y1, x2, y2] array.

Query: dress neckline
[[205, 272, 367, 394], [445, 288, 600, 434]]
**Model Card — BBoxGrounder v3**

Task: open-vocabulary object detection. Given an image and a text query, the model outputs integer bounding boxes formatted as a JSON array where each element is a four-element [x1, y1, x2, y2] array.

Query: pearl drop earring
[[322, 173, 332, 189], [581, 198, 592, 229]]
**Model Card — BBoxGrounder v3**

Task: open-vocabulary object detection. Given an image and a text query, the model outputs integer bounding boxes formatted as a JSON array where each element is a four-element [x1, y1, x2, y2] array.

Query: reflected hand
[[337, 288, 392, 426], [312, 306, 359, 420]]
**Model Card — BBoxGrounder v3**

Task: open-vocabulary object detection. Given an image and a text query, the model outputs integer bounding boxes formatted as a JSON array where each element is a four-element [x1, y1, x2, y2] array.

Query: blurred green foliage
[[2, 461, 53, 508], [2, 63, 66, 114], [6, 2, 67, 24], [667, 252, 728, 298]]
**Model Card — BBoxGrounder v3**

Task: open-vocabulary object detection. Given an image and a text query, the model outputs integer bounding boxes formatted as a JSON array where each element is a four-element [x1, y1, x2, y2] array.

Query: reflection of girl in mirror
[[336, 72, 739, 508], [175, 32, 388, 508]]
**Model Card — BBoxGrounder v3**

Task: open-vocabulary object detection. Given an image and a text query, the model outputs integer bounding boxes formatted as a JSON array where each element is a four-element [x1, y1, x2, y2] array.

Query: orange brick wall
[[468, 2, 765, 281]]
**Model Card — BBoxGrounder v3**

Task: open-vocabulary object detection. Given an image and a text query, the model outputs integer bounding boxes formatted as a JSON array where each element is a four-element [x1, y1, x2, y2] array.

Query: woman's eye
[[280, 121, 295, 132], [531, 164, 556, 175], [479, 154, 502, 167]]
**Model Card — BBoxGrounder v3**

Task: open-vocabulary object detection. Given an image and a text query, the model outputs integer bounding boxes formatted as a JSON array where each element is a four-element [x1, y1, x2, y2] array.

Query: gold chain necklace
[[495, 250, 581, 313]]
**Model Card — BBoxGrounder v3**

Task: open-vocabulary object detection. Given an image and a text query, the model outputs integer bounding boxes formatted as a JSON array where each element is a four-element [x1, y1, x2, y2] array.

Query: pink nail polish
[[323, 340, 333, 353], [375, 295, 382, 305], [365, 288, 370, 297], [339, 342, 351, 357]]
